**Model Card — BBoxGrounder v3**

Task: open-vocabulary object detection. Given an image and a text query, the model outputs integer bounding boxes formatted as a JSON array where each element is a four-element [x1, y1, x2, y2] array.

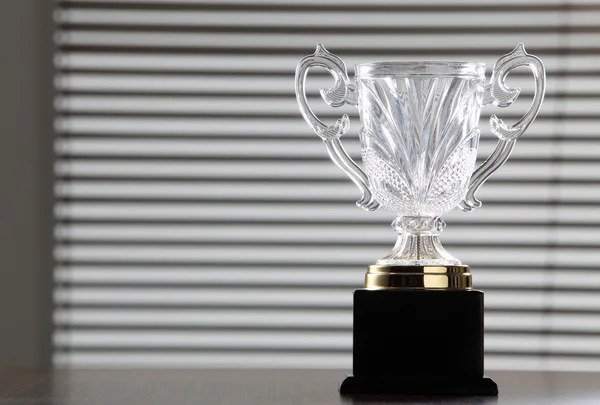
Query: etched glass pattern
[[358, 75, 483, 219]]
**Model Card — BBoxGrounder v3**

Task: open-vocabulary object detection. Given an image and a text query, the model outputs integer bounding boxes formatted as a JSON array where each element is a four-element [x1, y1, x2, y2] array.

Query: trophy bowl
[[295, 44, 546, 290]]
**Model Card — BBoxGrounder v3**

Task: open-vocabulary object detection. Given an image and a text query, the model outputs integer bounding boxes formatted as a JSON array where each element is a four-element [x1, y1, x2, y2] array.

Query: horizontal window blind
[[53, 0, 600, 370]]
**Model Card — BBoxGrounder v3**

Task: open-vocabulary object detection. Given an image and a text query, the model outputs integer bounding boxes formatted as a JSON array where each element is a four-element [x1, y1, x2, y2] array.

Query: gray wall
[[0, 0, 53, 369]]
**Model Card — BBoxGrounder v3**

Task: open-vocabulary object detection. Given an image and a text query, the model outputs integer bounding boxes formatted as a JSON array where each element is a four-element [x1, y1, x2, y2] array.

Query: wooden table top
[[0, 369, 599, 404]]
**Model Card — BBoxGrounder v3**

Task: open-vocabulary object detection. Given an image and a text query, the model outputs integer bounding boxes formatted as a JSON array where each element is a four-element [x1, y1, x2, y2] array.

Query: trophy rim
[[355, 61, 486, 78]]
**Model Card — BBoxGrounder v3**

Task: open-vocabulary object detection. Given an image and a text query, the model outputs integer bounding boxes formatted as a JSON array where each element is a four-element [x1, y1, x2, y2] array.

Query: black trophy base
[[339, 375, 498, 396], [343, 289, 497, 396]]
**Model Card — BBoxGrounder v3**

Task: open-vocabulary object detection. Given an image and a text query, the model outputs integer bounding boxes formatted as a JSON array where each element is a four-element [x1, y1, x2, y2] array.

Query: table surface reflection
[[0, 369, 599, 404]]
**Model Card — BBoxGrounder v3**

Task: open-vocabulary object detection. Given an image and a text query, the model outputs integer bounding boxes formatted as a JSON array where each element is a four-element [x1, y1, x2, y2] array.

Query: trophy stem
[[377, 216, 462, 266], [365, 216, 471, 289]]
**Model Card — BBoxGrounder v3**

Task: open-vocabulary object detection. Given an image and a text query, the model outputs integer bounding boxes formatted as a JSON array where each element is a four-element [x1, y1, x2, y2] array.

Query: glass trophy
[[295, 44, 546, 395]]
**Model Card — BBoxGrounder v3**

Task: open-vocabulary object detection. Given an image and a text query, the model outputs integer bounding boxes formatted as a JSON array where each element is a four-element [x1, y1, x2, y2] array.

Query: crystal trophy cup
[[295, 44, 545, 395]]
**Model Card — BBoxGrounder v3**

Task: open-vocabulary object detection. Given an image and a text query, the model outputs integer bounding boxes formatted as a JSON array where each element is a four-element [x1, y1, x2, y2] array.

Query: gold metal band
[[365, 264, 472, 290]]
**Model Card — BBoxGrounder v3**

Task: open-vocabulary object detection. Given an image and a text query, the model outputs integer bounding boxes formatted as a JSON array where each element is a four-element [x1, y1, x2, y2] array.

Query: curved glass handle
[[294, 44, 379, 211], [459, 43, 546, 212]]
